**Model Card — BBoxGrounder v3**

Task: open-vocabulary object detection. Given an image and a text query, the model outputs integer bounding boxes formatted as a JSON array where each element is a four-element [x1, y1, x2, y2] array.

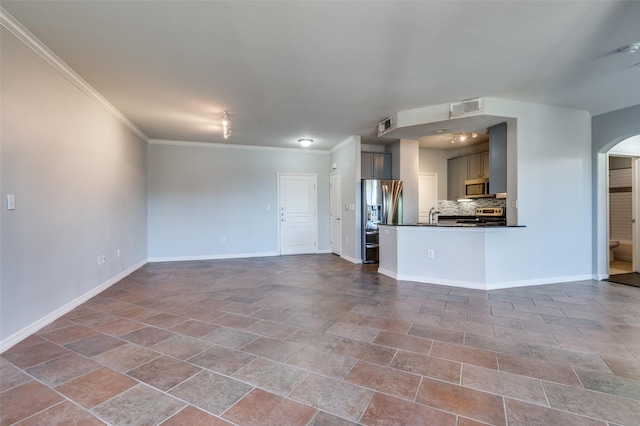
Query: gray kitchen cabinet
[[467, 151, 490, 178], [489, 122, 507, 193], [361, 152, 391, 179], [447, 156, 468, 200]]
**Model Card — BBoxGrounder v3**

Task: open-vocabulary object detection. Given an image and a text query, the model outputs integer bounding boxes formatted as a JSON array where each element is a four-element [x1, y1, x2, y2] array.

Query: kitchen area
[[358, 100, 527, 289]]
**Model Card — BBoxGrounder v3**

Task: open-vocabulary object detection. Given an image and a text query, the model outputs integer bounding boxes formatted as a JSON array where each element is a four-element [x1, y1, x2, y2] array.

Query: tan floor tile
[[169, 370, 252, 415], [360, 392, 456, 426], [345, 360, 421, 400], [505, 398, 607, 426], [0, 362, 31, 392], [14, 400, 105, 426], [92, 318, 146, 336], [373, 330, 433, 354], [149, 334, 211, 359], [232, 357, 308, 395], [430, 341, 498, 369], [245, 320, 298, 339], [55, 367, 137, 408], [325, 322, 380, 342], [25, 353, 100, 387], [93, 384, 185, 425], [92, 342, 161, 372], [497, 353, 582, 387], [160, 406, 232, 425], [462, 364, 547, 405], [288, 346, 356, 379], [416, 377, 506, 426], [223, 388, 317, 426], [544, 381, 640, 425], [120, 326, 176, 347], [390, 350, 461, 383], [2, 341, 70, 369], [168, 319, 220, 337], [240, 336, 304, 362], [127, 356, 201, 391], [290, 374, 373, 422], [188, 345, 255, 375], [201, 327, 259, 349], [38, 324, 97, 345], [0, 381, 63, 425]]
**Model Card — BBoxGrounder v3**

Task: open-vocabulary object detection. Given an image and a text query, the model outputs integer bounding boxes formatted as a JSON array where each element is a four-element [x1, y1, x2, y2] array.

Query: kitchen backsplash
[[438, 198, 507, 216]]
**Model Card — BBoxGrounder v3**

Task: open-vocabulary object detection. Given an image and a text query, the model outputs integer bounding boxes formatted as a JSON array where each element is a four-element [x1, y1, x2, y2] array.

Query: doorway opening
[[606, 136, 640, 277]]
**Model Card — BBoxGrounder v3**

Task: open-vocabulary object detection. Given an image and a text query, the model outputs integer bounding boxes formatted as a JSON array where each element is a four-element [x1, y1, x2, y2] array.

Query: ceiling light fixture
[[298, 139, 313, 148], [620, 42, 640, 54], [222, 111, 231, 139], [450, 132, 478, 144]]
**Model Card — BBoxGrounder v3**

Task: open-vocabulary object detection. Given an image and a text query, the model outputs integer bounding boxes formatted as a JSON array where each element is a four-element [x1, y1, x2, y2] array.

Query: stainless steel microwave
[[464, 178, 493, 198]]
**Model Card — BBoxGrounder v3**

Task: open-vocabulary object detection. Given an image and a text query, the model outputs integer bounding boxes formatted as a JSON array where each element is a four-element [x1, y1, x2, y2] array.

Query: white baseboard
[[0, 260, 147, 353], [378, 268, 595, 291], [341, 254, 362, 264], [316, 249, 332, 254], [148, 252, 279, 262]]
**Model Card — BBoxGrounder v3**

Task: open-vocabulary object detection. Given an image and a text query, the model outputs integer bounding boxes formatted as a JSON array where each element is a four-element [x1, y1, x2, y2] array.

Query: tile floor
[[610, 260, 632, 275], [1, 254, 640, 425]]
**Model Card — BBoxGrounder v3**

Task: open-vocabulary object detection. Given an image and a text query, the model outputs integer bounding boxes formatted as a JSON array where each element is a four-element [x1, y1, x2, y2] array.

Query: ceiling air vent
[[377, 116, 394, 136], [449, 98, 483, 118]]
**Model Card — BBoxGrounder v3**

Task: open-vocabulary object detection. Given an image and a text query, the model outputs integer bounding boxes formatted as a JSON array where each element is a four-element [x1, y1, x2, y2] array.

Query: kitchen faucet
[[429, 207, 440, 224]]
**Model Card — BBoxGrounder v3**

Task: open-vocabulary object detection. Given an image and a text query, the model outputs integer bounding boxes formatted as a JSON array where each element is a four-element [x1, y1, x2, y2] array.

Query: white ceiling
[[2, 1, 639, 151]]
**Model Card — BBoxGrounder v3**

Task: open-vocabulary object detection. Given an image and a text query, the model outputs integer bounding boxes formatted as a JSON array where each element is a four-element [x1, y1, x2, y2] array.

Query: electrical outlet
[[220, 237, 226, 243], [428, 249, 435, 258], [101, 255, 106, 264], [116, 249, 120, 258], [97, 256, 102, 266]]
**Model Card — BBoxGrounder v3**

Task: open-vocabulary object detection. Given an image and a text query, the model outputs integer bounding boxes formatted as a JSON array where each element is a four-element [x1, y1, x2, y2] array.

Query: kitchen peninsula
[[378, 223, 524, 290]]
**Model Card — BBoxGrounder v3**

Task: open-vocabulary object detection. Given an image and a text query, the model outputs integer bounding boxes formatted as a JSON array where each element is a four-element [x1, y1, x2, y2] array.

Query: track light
[[222, 111, 231, 139]]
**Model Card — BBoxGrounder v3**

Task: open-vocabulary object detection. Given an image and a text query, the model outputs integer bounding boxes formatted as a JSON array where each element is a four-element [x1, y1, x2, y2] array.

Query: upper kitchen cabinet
[[447, 155, 468, 200], [488, 122, 507, 194], [467, 151, 490, 179], [361, 152, 392, 179]]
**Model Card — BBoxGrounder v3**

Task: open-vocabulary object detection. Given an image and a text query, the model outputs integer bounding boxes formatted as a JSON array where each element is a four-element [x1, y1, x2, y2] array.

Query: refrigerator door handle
[[381, 184, 388, 224]]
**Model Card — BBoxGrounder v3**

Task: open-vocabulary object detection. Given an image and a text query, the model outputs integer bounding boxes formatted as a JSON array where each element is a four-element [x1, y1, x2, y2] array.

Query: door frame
[[606, 152, 639, 275], [277, 172, 318, 255], [330, 171, 342, 256]]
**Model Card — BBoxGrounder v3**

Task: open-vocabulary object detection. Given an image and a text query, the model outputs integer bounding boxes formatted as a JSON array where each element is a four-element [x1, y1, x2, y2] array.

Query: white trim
[[330, 136, 356, 154], [148, 252, 279, 263], [316, 249, 332, 254], [149, 139, 330, 154], [0, 8, 149, 143], [341, 254, 362, 264], [0, 260, 147, 353], [378, 268, 594, 291]]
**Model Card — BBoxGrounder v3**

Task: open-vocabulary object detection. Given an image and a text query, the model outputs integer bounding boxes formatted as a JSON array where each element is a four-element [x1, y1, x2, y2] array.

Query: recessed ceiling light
[[298, 139, 313, 148], [620, 42, 640, 54]]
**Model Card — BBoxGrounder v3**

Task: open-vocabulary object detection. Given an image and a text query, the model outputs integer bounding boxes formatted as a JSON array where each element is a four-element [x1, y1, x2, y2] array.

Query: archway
[[607, 136, 640, 276]]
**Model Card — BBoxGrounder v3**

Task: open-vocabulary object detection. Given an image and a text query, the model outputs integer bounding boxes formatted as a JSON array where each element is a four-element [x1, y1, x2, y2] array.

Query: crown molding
[[0, 7, 149, 143], [149, 139, 330, 154]]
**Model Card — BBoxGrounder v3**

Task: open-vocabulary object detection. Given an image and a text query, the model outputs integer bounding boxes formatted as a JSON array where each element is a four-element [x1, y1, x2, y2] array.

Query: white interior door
[[330, 172, 341, 255], [279, 173, 317, 255], [419, 173, 438, 222]]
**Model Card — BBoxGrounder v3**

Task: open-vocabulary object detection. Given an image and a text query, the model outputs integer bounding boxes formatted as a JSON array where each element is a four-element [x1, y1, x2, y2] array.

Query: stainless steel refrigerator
[[362, 179, 403, 263]]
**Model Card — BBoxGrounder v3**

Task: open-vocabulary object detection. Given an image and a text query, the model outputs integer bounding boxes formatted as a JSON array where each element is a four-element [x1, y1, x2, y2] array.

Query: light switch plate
[[7, 194, 16, 210]]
